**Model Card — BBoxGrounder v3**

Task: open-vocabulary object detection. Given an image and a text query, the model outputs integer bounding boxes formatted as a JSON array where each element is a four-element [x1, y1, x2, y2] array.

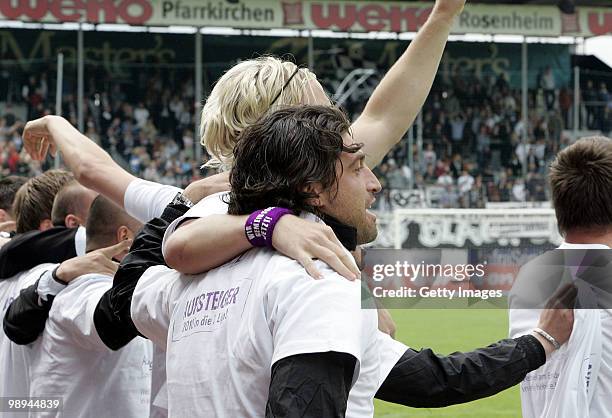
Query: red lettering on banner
[[310, 2, 432, 32], [588, 11, 612, 35], [116, 0, 151, 25], [0, 0, 48, 20], [358, 5, 387, 31], [311, 4, 357, 31], [85, 0, 118, 22], [389, 6, 432, 32], [0, 0, 152, 24], [50, 0, 84, 22]]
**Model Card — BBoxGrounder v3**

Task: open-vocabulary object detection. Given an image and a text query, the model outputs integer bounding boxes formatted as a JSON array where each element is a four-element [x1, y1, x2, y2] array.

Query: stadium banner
[[0, 29, 571, 87], [1, 0, 610, 38]]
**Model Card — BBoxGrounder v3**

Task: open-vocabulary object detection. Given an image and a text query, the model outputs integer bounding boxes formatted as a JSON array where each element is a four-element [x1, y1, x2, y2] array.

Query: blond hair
[[201, 56, 319, 170]]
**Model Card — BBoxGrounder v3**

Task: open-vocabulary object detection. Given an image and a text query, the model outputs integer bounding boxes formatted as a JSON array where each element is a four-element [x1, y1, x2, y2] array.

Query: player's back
[[29, 273, 153, 418], [165, 246, 383, 417]]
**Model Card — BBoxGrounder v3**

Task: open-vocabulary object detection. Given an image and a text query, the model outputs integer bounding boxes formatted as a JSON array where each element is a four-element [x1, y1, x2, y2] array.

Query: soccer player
[[510, 136, 612, 417], [28, 195, 152, 417], [132, 105, 575, 417], [0, 173, 120, 411]]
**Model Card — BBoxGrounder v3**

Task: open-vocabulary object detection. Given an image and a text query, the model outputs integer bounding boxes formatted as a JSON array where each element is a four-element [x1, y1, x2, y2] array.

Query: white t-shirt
[[29, 273, 153, 418], [0, 264, 54, 417], [161, 191, 229, 259], [123, 178, 182, 224], [134, 202, 407, 417], [509, 242, 612, 418]]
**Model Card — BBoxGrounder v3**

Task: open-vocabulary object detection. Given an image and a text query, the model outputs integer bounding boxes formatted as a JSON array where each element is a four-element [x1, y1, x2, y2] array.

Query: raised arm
[[354, 0, 465, 167], [22, 115, 135, 208]]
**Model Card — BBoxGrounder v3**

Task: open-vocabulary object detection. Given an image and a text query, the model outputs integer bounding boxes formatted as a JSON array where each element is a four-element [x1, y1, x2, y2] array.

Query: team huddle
[[0, 0, 611, 417]]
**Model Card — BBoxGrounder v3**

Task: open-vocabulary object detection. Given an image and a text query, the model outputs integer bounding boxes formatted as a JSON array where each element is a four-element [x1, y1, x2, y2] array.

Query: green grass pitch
[[374, 309, 521, 417]]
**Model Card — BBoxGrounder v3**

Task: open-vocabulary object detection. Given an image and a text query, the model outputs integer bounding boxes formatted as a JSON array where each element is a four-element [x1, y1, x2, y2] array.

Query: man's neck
[[321, 214, 357, 251], [564, 229, 612, 248]]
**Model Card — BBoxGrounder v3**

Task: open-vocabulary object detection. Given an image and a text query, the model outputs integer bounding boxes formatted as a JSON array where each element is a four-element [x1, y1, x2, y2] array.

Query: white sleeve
[[35, 265, 64, 302], [373, 330, 409, 388], [161, 192, 229, 258], [131, 265, 185, 349], [48, 275, 112, 352], [124, 179, 182, 223], [17, 263, 57, 291], [74, 226, 86, 256], [266, 259, 374, 369]]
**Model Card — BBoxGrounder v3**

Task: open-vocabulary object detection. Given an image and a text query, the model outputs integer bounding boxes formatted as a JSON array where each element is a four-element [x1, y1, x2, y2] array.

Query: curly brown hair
[[228, 105, 362, 216]]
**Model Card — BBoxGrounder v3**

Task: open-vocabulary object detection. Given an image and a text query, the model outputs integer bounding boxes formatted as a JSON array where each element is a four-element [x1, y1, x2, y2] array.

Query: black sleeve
[[266, 352, 356, 418], [3, 278, 55, 345], [376, 334, 545, 407], [0, 227, 77, 279], [93, 203, 190, 350]]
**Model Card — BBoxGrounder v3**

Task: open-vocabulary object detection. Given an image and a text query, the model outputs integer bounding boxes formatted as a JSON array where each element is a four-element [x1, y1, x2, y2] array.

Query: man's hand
[[54, 240, 132, 284], [432, 0, 466, 21], [183, 172, 230, 204], [22, 115, 59, 161], [534, 283, 577, 356], [272, 216, 360, 281]]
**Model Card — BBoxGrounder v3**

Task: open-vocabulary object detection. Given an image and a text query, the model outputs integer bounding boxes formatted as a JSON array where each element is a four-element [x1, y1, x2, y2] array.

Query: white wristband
[[533, 327, 561, 350]]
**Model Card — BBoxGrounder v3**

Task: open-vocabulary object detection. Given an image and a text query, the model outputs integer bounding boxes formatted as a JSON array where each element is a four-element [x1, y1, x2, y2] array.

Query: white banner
[[1, 0, 610, 37]]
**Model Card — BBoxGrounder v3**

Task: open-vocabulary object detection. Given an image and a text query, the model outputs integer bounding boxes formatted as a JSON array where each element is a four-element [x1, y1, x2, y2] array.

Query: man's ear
[[39, 218, 53, 231], [0, 209, 8, 222], [116, 225, 135, 243], [303, 182, 324, 208], [64, 214, 81, 229]]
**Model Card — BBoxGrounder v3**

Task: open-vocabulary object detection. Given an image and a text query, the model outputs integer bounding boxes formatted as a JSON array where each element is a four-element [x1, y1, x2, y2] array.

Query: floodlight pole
[[77, 22, 84, 132], [307, 30, 314, 69], [416, 110, 423, 176], [195, 28, 203, 164], [407, 126, 414, 190], [521, 38, 528, 193], [573, 65, 580, 138], [55, 53, 64, 169]]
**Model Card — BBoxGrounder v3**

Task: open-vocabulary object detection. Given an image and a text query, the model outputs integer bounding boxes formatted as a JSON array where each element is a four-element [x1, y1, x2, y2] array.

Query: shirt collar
[[294, 211, 359, 252], [321, 214, 357, 251]]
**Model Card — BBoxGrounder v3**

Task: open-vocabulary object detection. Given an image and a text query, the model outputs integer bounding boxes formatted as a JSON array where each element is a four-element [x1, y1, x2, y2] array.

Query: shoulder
[[161, 192, 229, 252], [264, 254, 363, 311]]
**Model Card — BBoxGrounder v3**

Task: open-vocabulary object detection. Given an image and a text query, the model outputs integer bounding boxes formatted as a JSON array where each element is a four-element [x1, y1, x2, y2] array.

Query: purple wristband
[[244, 207, 294, 248]]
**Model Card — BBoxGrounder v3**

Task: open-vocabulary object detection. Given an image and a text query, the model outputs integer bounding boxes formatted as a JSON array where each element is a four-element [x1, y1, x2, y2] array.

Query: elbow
[[164, 234, 196, 274]]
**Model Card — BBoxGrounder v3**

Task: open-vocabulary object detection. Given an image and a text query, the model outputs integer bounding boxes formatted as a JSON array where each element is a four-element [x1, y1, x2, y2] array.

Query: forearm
[[376, 335, 545, 407], [266, 352, 355, 418], [164, 214, 251, 275], [356, 9, 455, 167], [45, 116, 135, 207], [3, 279, 53, 345]]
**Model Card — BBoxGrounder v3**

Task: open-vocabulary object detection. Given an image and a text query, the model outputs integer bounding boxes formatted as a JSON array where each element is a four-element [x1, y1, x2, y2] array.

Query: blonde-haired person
[[201, 57, 328, 170], [164, 0, 466, 281]]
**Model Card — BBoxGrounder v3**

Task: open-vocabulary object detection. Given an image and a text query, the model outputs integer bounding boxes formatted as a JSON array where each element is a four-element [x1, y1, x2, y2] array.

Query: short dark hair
[[549, 136, 612, 234], [0, 176, 27, 215], [51, 181, 94, 227], [13, 170, 74, 233], [228, 105, 361, 215], [85, 195, 141, 252]]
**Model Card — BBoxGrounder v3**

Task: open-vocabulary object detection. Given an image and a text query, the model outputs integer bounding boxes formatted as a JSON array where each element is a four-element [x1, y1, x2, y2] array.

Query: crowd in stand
[[1, 63, 611, 209]]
